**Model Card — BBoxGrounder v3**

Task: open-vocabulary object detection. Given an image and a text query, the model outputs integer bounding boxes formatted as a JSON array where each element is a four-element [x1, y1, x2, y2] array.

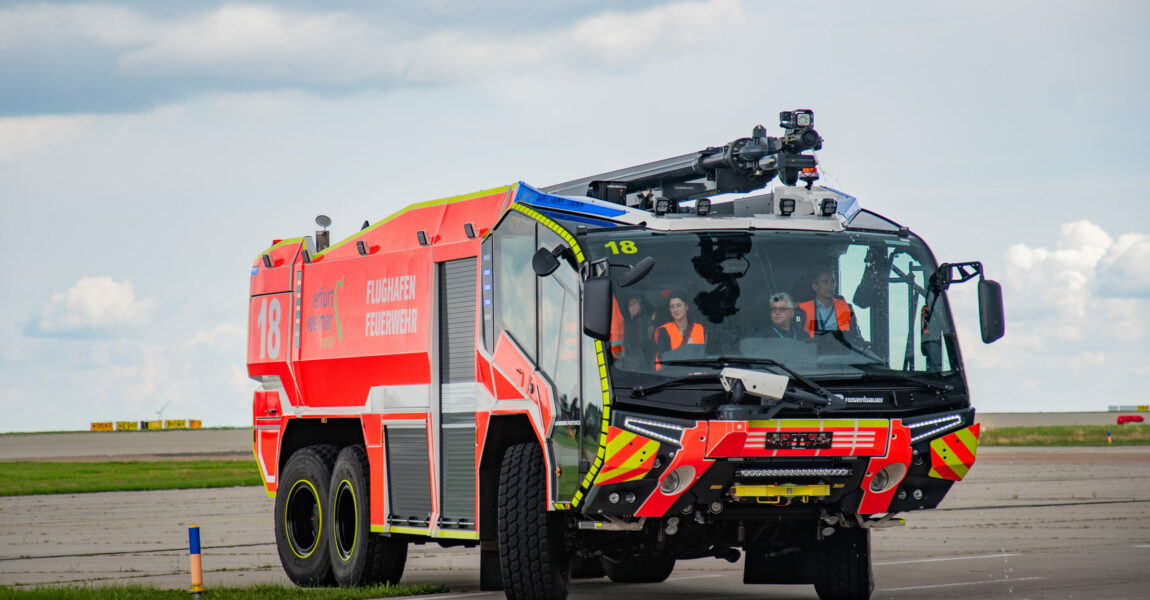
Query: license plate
[[765, 432, 832, 450]]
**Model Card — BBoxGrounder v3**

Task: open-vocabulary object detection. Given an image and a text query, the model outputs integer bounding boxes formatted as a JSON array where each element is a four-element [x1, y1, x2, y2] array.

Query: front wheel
[[812, 526, 873, 600], [274, 445, 337, 586], [329, 445, 407, 586], [498, 443, 569, 600]]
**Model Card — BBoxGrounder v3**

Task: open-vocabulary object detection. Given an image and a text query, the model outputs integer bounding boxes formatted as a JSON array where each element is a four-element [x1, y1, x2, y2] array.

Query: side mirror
[[617, 256, 655, 288], [583, 276, 612, 340], [532, 247, 560, 277], [978, 279, 1005, 343]]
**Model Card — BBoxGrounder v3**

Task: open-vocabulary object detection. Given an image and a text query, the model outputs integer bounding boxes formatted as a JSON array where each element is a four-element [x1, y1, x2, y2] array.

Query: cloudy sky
[[1, 0, 1147, 432]]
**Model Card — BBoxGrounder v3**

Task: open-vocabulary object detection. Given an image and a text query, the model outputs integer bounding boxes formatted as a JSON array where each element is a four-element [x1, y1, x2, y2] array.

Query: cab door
[[536, 227, 583, 500]]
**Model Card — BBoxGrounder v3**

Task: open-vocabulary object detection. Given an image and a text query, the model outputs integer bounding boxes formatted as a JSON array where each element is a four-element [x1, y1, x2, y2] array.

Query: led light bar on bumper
[[734, 467, 852, 478]]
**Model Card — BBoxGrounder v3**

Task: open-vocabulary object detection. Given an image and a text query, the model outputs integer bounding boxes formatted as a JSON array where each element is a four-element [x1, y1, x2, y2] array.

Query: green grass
[[981, 424, 1150, 446], [0, 460, 262, 496], [0, 583, 447, 599]]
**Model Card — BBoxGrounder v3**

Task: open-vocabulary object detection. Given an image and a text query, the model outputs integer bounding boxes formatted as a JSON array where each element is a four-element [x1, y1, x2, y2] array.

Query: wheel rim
[[333, 479, 357, 561], [285, 480, 321, 558]]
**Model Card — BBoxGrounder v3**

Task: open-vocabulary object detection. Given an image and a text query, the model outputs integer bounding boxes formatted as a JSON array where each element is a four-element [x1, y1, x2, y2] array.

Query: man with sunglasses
[[765, 292, 802, 340]]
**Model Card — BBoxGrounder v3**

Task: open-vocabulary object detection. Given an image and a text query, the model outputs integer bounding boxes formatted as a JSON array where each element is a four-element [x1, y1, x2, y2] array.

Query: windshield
[[586, 228, 956, 381]]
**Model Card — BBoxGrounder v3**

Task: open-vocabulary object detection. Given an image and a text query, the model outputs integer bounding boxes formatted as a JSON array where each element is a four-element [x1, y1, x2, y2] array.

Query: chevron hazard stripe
[[928, 423, 980, 481], [594, 427, 660, 485]]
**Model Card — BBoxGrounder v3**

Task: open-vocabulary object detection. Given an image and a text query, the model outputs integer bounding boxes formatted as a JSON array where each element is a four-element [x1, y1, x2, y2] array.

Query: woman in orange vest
[[653, 293, 705, 369]]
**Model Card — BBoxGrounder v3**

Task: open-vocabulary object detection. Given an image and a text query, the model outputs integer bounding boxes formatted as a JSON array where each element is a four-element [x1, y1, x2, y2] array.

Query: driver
[[798, 268, 862, 339], [653, 292, 705, 370], [764, 292, 802, 340]]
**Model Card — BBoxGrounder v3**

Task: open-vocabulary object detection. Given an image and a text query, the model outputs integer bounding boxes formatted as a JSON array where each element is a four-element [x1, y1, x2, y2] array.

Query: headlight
[[868, 464, 906, 493], [659, 465, 695, 495]]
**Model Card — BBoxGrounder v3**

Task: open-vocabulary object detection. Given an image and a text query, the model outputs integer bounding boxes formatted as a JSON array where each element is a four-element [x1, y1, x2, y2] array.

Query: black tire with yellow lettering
[[329, 444, 408, 586], [275, 445, 337, 586], [498, 442, 570, 600]]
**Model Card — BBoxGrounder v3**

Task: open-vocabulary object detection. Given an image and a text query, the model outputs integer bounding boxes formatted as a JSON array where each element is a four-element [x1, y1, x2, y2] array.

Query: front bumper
[[579, 408, 980, 518]]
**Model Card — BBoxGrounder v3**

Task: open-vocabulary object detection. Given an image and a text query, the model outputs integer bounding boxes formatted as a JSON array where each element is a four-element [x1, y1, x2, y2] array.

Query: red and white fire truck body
[[247, 112, 1004, 599]]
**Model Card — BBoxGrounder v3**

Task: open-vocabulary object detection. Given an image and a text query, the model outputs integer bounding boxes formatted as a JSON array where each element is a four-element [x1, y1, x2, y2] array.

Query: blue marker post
[[188, 525, 205, 598]]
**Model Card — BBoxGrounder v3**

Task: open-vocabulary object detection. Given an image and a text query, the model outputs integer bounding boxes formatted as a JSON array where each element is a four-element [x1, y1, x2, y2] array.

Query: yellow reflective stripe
[[435, 530, 479, 540], [595, 437, 660, 484], [389, 526, 431, 536], [605, 430, 637, 456], [253, 236, 306, 264], [509, 203, 586, 263], [316, 185, 512, 257], [370, 525, 387, 533], [955, 426, 979, 456]]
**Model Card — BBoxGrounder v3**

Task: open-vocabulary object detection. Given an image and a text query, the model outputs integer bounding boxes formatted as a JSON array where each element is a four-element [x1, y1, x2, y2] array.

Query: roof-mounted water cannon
[[543, 109, 824, 206]]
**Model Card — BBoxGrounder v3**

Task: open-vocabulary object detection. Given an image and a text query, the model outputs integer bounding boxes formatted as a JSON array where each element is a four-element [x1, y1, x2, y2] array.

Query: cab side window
[[492, 212, 537, 358]]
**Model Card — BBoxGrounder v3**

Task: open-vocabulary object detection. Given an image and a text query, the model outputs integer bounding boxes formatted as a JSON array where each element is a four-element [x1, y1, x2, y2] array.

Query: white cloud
[[569, 0, 741, 66], [185, 323, 245, 347], [29, 276, 155, 337], [966, 220, 1150, 412], [0, 0, 745, 115], [1097, 232, 1150, 297], [0, 114, 91, 163]]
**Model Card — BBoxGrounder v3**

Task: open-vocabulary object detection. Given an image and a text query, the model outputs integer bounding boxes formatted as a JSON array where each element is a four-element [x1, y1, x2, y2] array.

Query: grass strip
[[0, 460, 261, 496], [981, 424, 1150, 446], [0, 583, 447, 599]]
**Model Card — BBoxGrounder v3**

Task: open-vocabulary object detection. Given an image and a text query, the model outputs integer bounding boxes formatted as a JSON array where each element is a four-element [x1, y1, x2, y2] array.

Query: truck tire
[[498, 443, 570, 600], [329, 445, 407, 586], [812, 527, 873, 600], [603, 553, 675, 583], [275, 445, 338, 586]]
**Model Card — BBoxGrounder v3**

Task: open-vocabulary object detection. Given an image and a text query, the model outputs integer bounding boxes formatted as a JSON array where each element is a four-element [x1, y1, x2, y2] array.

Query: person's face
[[668, 297, 688, 322], [812, 272, 836, 301], [770, 300, 794, 328], [628, 298, 641, 317]]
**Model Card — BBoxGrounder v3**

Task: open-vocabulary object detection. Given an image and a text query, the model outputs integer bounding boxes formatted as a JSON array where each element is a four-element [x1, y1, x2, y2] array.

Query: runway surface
[[2, 445, 1147, 599]]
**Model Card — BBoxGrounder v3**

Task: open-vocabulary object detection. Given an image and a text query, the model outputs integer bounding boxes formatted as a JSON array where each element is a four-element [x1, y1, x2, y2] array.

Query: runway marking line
[[668, 574, 727, 581], [882, 576, 1043, 592], [1135, 544, 1150, 548], [876, 552, 1019, 565]]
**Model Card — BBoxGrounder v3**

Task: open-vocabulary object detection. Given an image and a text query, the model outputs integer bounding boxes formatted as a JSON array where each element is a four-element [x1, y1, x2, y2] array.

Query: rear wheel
[[812, 527, 873, 600], [329, 445, 407, 586], [275, 445, 337, 586], [603, 553, 675, 583], [498, 443, 569, 600]]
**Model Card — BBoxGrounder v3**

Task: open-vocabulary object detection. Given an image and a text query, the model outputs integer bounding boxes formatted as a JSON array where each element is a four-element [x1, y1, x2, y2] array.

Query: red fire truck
[[247, 110, 1004, 599]]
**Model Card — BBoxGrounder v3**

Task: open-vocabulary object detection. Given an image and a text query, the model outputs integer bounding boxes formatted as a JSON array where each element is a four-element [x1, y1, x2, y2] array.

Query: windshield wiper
[[657, 356, 841, 403], [630, 373, 721, 398], [853, 372, 955, 394]]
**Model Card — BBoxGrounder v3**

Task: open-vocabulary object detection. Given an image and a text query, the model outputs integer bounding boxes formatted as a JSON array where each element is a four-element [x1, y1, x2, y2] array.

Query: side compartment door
[[438, 258, 478, 530]]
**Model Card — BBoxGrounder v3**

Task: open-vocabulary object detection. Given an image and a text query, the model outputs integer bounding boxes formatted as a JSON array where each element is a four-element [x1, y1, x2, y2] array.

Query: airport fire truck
[[247, 110, 1004, 599]]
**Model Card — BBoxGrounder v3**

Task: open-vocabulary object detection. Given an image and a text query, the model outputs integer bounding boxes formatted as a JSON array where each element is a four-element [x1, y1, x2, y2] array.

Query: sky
[[1, 0, 1148, 432]]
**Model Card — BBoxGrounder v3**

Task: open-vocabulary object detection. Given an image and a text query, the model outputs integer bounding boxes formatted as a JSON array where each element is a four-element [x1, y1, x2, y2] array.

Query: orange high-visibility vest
[[799, 298, 852, 336], [654, 321, 705, 370], [609, 297, 625, 358]]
